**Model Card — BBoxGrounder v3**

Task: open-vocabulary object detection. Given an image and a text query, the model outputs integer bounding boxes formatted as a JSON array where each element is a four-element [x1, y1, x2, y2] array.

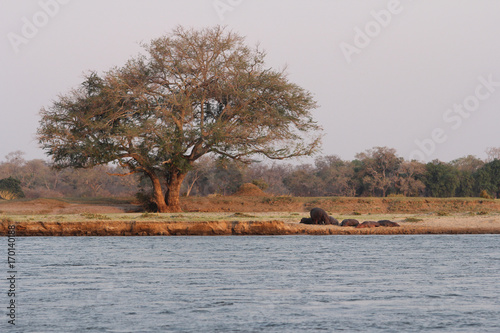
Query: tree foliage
[[475, 159, 500, 198], [424, 160, 460, 197]]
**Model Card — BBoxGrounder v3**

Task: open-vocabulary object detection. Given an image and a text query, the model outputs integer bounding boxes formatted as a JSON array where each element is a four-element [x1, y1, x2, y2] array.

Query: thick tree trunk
[[151, 174, 169, 213], [143, 170, 169, 213], [165, 171, 186, 213]]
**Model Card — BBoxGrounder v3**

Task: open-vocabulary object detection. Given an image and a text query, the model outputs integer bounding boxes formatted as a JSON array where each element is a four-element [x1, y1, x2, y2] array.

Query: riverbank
[[1, 196, 499, 235], [2, 217, 500, 236]]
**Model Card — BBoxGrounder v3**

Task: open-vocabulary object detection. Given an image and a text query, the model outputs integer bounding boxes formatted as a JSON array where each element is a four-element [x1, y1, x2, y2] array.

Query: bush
[[479, 190, 493, 199], [0, 177, 24, 200], [135, 192, 158, 212], [251, 179, 269, 191], [404, 217, 423, 222]]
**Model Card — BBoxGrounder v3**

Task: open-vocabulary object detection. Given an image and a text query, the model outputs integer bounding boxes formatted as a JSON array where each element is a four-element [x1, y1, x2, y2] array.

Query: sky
[[1, 0, 500, 164]]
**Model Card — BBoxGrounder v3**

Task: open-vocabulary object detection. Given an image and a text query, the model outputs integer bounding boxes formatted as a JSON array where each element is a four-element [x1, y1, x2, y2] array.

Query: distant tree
[[211, 158, 244, 195], [450, 155, 484, 173], [38, 26, 321, 212], [314, 155, 356, 196], [395, 161, 426, 197], [449, 156, 483, 197], [181, 155, 214, 197], [474, 159, 500, 198], [244, 162, 292, 195], [283, 165, 322, 197], [354, 147, 402, 197], [424, 160, 460, 197], [485, 147, 500, 162], [456, 170, 476, 197], [0, 151, 26, 180]]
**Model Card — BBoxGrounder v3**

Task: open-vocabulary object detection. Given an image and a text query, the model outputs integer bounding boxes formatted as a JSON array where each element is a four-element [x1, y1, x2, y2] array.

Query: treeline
[[1, 147, 500, 199], [0, 151, 139, 199]]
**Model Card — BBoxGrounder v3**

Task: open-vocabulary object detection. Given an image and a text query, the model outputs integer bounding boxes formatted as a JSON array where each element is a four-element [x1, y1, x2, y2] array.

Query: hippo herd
[[300, 208, 400, 228]]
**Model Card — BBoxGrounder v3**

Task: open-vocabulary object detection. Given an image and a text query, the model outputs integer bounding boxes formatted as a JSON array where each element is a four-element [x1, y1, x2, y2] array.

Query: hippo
[[300, 217, 314, 224], [310, 207, 330, 225], [378, 220, 400, 227], [356, 221, 381, 228], [327, 216, 339, 225], [340, 219, 359, 227]]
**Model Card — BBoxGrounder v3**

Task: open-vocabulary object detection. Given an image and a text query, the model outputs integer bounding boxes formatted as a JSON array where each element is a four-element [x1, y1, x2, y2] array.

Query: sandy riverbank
[[1, 215, 500, 236]]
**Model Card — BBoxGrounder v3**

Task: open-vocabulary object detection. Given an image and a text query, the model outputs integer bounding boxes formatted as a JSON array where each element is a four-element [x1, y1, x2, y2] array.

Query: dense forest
[[1, 147, 500, 200]]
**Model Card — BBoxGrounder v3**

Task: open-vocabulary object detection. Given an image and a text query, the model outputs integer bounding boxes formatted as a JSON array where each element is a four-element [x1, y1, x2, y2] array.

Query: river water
[[4, 235, 500, 332]]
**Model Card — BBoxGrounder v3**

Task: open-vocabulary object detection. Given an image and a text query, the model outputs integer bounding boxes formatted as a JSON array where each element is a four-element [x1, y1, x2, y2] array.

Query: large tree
[[38, 26, 321, 212]]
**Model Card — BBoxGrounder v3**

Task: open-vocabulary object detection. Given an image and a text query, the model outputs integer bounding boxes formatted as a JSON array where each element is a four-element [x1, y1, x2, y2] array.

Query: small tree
[[38, 26, 321, 212]]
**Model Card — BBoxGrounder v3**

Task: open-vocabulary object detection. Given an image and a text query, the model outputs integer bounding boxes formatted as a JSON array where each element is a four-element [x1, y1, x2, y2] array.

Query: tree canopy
[[38, 26, 321, 212]]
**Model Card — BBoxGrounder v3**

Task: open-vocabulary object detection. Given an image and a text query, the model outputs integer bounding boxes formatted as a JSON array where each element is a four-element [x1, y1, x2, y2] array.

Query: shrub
[[0, 177, 25, 200], [479, 190, 493, 199], [404, 217, 423, 222], [251, 179, 269, 191], [135, 192, 158, 212], [387, 193, 405, 198]]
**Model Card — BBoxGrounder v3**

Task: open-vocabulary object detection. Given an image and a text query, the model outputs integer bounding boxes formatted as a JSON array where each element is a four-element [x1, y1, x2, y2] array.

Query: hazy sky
[[1, 0, 500, 163]]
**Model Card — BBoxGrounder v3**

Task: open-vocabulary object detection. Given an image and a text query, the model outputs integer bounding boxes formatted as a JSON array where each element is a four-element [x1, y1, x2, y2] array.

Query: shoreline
[[2, 220, 500, 236]]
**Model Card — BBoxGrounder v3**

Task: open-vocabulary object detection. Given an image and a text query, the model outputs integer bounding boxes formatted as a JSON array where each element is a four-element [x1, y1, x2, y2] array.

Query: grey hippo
[[310, 207, 331, 225], [356, 221, 381, 228], [378, 220, 400, 227], [340, 219, 360, 227]]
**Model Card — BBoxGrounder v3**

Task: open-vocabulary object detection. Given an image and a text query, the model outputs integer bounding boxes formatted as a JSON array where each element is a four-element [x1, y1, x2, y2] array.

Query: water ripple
[[7, 235, 500, 332]]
